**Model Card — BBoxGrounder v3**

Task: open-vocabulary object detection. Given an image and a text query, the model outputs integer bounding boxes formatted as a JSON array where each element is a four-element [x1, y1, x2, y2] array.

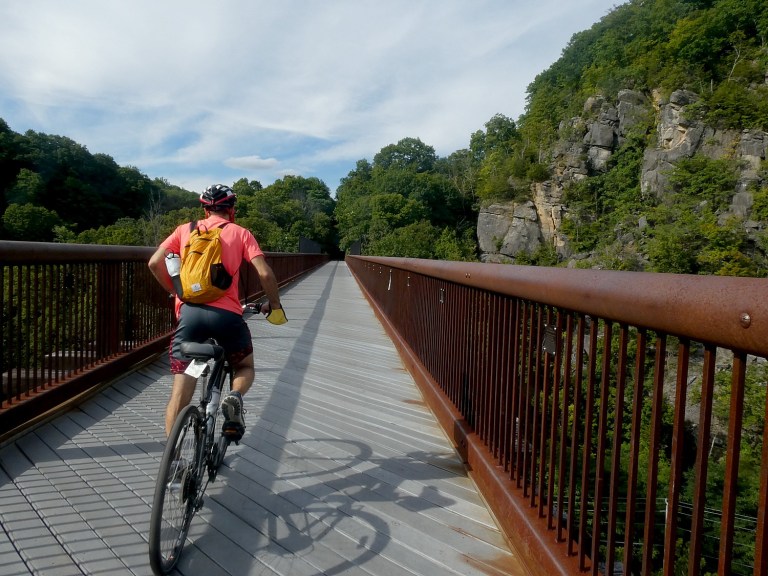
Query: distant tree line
[[0, 118, 481, 260], [0, 119, 340, 254], [0, 118, 199, 243]]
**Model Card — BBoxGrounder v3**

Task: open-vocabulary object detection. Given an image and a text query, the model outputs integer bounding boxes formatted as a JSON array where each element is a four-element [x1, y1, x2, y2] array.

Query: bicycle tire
[[148, 404, 202, 575]]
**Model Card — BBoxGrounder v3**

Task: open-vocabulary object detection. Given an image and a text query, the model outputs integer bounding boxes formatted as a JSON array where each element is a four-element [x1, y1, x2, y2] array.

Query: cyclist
[[148, 184, 283, 442]]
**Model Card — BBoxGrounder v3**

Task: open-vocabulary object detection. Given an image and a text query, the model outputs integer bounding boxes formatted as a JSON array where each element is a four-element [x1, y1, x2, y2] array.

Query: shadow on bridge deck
[[0, 261, 529, 576]]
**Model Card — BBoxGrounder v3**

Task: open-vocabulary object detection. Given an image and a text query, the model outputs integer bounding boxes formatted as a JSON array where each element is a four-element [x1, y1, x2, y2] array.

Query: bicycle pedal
[[222, 423, 245, 443], [222, 431, 243, 444]]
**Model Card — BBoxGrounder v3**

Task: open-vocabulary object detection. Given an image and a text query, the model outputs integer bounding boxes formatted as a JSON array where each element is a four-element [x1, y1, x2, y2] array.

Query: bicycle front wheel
[[149, 404, 202, 575]]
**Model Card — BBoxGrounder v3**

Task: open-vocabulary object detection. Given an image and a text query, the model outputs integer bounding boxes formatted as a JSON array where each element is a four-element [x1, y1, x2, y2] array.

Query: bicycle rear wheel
[[149, 404, 202, 575]]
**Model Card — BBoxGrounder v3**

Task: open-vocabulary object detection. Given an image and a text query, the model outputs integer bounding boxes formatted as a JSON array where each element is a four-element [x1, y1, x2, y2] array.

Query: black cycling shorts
[[169, 304, 253, 374]]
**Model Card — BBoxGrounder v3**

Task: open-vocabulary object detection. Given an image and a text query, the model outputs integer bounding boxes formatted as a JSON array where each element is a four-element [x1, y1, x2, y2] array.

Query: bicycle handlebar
[[242, 302, 262, 316]]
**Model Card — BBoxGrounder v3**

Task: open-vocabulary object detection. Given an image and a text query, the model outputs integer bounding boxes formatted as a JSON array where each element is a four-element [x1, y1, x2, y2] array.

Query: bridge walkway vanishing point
[[0, 261, 531, 576]]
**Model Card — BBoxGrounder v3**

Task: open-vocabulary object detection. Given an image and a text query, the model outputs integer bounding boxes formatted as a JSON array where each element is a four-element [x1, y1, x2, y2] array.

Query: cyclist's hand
[[265, 305, 287, 325]]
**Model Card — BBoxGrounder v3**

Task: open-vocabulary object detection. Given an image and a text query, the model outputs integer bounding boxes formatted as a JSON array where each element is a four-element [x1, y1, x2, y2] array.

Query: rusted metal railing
[[347, 255, 768, 576], [0, 241, 327, 440]]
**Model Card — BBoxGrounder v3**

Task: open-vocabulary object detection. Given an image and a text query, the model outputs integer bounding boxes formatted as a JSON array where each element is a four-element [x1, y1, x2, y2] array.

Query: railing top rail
[[0, 240, 155, 263], [0, 240, 314, 264], [351, 255, 768, 357]]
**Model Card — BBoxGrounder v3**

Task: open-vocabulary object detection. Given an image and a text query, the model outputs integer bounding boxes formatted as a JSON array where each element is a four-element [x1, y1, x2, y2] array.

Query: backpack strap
[[185, 219, 225, 243], [182, 221, 200, 260]]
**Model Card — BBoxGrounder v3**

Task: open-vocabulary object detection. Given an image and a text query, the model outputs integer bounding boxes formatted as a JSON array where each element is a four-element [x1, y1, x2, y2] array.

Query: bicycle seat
[[180, 341, 225, 361]]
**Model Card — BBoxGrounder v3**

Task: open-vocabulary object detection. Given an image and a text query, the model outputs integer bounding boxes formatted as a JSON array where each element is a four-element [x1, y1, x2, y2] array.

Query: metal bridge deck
[[0, 261, 529, 576]]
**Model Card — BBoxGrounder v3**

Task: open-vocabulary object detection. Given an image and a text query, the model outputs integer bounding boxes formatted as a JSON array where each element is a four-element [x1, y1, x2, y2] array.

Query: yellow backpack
[[179, 221, 233, 304]]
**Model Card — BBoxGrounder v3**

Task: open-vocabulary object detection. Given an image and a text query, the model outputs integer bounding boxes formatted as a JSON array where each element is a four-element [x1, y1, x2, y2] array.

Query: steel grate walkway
[[0, 261, 529, 576]]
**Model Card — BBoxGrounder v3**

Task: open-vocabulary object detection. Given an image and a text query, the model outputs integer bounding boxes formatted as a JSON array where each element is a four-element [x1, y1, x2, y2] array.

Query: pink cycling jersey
[[160, 214, 264, 317]]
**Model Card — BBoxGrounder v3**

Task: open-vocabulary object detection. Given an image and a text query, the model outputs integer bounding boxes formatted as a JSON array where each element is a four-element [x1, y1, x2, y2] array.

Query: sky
[[0, 1, 620, 197]]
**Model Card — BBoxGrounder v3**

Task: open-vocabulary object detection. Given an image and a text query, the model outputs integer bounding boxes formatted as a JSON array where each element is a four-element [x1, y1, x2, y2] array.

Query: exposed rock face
[[478, 88, 768, 263], [477, 202, 540, 264]]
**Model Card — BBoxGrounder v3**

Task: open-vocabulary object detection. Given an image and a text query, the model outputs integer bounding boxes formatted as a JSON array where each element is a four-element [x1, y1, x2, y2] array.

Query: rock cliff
[[477, 89, 768, 265]]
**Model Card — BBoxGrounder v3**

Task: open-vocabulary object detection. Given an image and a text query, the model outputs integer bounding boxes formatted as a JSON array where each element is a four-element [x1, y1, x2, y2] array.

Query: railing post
[[96, 261, 121, 359]]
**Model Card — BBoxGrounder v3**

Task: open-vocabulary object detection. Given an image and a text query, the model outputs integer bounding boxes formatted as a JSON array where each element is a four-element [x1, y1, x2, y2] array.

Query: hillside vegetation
[[517, 0, 768, 275]]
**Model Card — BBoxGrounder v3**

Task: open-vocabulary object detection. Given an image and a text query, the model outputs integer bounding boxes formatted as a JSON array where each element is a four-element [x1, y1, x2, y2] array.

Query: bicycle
[[148, 302, 287, 575]]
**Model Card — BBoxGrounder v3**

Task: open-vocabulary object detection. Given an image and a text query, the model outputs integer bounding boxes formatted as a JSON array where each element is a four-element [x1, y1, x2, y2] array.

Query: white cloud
[[0, 0, 619, 193], [224, 155, 279, 170]]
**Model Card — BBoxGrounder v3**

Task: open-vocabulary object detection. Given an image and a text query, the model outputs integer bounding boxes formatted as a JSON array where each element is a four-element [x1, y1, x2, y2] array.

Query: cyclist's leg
[[166, 304, 208, 436], [220, 312, 254, 394], [231, 353, 254, 395], [221, 354, 251, 440], [221, 339, 254, 440], [202, 307, 253, 440], [165, 373, 196, 436]]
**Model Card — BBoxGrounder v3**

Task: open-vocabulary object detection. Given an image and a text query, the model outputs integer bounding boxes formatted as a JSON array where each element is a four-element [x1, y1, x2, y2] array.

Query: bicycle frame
[[201, 355, 231, 482], [188, 347, 231, 501]]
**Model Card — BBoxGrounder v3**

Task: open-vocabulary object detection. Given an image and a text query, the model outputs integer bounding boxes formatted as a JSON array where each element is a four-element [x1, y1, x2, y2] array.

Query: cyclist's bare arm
[[250, 255, 281, 314], [148, 246, 175, 294]]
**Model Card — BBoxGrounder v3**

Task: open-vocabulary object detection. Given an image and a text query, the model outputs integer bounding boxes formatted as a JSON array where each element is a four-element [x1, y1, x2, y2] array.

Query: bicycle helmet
[[200, 184, 237, 208]]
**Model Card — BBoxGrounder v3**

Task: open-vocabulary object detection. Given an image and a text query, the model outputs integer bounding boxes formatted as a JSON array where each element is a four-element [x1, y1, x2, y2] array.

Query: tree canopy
[[333, 137, 478, 260]]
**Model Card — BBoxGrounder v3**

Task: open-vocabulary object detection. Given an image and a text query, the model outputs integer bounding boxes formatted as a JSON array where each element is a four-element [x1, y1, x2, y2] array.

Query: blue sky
[[0, 1, 620, 197]]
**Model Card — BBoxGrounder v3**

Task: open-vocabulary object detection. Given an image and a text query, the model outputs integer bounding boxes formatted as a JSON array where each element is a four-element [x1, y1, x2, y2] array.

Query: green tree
[[472, 113, 518, 158], [470, 114, 527, 203], [368, 193, 426, 243], [0, 123, 180, 238], [237, 175, 335, 253], [0, 119, 24, 209], [476, 149, 520, 202], [368, 220, 439, 258], [433, 227, 478, 261], [2, 203, 62, 241], [444, 148, 479, 210], [561, 132, 648, 255], [6, 168, 44, 205], [373, 137, 437, 173], [684, 361, 767, 573], [231, 177, 263, 199], [73, 217, 144, 246], [335, 142, 478, 259], [644, 156, 744, 274]]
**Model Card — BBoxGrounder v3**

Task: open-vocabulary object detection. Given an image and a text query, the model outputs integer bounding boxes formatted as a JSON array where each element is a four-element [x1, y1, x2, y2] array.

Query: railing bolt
[[740, 312, 751, 328]]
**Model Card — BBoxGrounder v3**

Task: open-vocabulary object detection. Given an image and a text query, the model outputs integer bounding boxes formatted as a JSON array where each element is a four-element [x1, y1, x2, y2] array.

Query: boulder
[[477, 202, 543, 260]]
